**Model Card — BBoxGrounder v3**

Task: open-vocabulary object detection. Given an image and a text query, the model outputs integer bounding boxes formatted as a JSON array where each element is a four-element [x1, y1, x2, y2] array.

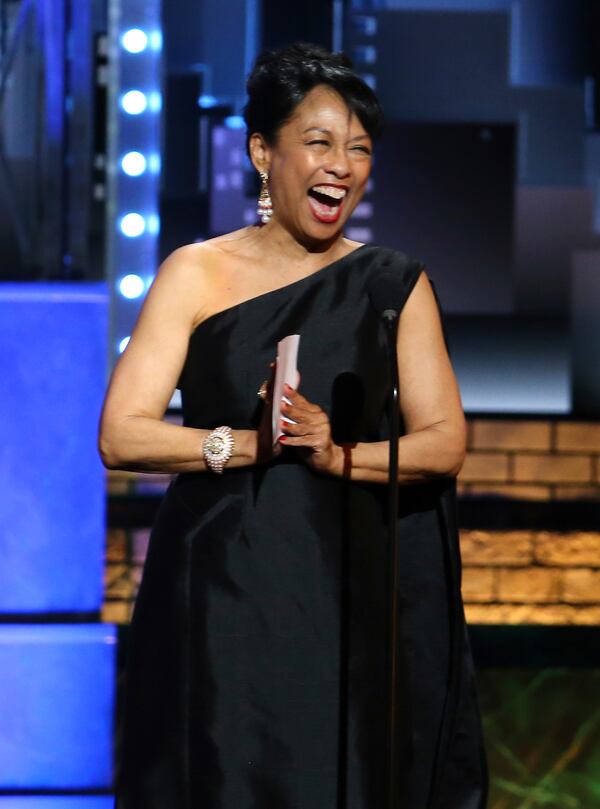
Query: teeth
[[311, 185, 347, 200]]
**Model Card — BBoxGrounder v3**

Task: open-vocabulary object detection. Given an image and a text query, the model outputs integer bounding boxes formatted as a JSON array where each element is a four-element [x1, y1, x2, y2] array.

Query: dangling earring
[[257, 170, 273, 223]]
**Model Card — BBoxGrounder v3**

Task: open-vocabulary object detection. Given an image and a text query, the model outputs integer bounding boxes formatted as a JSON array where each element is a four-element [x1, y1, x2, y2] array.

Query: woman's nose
[[324, 147, 351, 178]]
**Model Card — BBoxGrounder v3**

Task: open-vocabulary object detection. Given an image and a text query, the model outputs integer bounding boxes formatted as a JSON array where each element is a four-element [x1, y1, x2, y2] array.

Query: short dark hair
[[243, 42, 385, 157]]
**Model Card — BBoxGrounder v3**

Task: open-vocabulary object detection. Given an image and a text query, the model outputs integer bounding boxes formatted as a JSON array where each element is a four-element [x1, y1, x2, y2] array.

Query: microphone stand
[[382, 307, 401, 809]]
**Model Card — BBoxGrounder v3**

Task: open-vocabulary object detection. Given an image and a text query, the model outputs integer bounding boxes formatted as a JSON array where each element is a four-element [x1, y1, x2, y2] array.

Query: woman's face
[[253, 84, 373, 246]]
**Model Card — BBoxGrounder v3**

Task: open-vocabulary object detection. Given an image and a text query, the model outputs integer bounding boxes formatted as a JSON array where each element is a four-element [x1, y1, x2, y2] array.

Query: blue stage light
[[121, 151, 147, 176], [121, 28, 148, 54], [118, 274, 145, 299], [120, 213, 146, 237], [224, 115, 245, 129], [118, 336, 131, 353], [198, 94, 218, 109], [120, 90, 147, 115]]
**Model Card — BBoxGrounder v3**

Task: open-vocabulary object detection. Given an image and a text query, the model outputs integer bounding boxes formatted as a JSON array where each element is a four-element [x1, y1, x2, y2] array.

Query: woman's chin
[[266, 208, 347, 247]]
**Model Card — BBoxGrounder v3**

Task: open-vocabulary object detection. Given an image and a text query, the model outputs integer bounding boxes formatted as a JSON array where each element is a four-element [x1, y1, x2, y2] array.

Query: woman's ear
[[248, 132, 271, 174]]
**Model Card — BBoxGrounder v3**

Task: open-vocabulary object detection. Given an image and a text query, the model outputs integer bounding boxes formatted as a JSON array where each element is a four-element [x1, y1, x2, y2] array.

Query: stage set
[[1, 0, 600, 807]]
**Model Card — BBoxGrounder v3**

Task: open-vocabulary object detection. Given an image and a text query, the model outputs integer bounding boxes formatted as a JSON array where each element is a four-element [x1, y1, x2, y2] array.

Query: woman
[[100, 42, 488, 809]]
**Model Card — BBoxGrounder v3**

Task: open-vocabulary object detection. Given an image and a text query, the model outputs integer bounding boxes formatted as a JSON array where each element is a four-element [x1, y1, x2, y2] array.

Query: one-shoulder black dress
[[116, 244, 488, 809]]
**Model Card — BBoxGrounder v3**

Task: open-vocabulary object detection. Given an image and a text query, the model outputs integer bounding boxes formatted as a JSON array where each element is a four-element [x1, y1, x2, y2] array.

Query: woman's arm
[[98, 246, 262, 473], [279, 270, 467, 484]]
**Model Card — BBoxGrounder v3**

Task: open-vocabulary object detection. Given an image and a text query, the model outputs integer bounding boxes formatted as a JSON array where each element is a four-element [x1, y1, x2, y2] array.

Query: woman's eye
[[352, 146, 371, 154], [307, 139, 329, 146]]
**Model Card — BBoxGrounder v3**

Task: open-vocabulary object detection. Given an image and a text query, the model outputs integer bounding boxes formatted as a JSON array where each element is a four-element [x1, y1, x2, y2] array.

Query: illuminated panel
[[0, 284, 107, 612], [448, 317, 570, 414], [0, 625, 115, 788], [210, 125, 248, 235], [0, 799, 113, 808], [107, 0, 162, 359]]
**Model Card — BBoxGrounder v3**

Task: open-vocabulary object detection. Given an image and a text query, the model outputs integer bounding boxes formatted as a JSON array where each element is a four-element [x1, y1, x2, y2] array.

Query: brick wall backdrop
[[104, 418, 600, 625], [458, 420, 600, 501], [457, 419, 600, 625]]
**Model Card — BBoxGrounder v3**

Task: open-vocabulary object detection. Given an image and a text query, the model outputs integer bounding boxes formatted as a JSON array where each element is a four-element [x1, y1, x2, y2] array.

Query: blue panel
[[0, 284, 108, 612], [0, 800, 113, 809], [362, 0, 509, 8], [0, 625, 115, 788], [509, 0, 586, 88]]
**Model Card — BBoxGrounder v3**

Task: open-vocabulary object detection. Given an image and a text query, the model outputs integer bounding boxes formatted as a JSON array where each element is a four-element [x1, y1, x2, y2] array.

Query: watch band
[[202, 425, 235, 474]]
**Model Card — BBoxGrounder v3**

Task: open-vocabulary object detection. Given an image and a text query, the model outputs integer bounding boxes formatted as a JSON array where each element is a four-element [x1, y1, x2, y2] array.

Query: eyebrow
[[302, 127, 370, 142]]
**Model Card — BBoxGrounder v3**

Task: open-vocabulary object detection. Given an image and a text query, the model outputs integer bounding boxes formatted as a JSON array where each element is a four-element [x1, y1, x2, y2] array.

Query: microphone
[[367, 271, 406, 323]]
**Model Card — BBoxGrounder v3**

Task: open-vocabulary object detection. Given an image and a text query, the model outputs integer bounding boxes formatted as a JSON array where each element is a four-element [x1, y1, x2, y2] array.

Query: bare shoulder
[[159, 227, 254, 279], [151, 230, 253, 327], [152, 239, 231, 298], [156, 241, 220, 283]]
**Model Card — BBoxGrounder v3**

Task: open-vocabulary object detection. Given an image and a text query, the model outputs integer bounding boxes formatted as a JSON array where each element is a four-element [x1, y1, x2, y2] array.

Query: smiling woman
[[243, 43, 380, 242], [248, 84, 373, 234], [101, 42, 488, 809]]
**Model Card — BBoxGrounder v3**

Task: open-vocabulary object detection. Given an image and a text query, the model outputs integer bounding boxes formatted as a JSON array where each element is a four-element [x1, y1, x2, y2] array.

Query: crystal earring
[[257, 170, 273, 223]]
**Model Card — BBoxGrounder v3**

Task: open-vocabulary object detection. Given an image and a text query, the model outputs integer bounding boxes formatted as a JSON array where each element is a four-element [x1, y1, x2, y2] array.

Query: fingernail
[[279, 435, 287, 442]]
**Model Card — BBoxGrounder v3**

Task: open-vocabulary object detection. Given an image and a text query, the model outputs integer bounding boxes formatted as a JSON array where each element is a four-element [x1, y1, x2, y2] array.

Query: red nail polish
[[279, 435, 287, 442]]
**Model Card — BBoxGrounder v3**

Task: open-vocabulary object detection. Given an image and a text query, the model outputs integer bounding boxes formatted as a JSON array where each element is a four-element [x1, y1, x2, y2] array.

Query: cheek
[[355, 170, 371, 194], [272, 162, 307, 200]]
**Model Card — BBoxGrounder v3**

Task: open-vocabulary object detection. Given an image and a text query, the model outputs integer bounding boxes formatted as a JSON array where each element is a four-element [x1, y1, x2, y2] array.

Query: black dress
[[116, 243, 488, 809]]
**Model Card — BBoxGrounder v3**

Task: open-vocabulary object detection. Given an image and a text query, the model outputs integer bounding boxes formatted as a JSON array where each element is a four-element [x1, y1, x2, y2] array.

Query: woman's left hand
[[279, 383, 342, 475]]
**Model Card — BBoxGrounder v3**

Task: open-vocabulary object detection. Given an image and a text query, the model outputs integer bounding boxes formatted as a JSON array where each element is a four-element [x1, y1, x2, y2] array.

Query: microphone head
[[367, 271, 406, 317]]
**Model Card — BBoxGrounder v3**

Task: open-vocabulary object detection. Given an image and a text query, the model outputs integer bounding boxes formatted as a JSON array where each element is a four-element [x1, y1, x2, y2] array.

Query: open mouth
[[307, 185, 348, 223]]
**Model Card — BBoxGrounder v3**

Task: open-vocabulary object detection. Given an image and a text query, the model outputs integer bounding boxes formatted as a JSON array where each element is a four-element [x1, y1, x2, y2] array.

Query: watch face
[[205, 435, 226, 458]]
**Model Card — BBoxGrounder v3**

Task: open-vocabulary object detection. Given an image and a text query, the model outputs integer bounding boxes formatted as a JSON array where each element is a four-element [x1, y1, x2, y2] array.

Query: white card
[[272, 334, 300, 446]]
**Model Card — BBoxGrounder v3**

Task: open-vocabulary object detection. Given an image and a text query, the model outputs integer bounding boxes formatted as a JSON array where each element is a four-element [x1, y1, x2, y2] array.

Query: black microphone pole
[[367, 271, 407, 809], [381, 305, 401, 809]]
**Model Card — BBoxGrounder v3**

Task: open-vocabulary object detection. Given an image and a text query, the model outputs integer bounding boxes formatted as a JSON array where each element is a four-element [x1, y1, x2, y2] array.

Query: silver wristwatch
[[202, 425, 235, 474]]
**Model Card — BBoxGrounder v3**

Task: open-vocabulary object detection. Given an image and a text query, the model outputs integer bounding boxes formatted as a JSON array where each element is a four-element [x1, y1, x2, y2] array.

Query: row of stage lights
[[116, 25, 162, 353], [115, 26, 249, 354], [116, 32, 245, 355]]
